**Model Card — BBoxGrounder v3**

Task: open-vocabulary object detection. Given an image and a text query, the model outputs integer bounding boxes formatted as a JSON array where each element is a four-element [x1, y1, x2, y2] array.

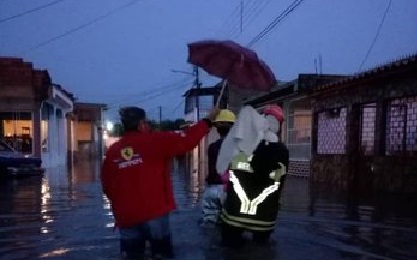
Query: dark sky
[[1, 0, 416, 121]]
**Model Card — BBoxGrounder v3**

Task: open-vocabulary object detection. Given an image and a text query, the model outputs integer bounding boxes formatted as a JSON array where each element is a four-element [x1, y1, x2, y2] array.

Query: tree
[[111, 123, 124, 136]]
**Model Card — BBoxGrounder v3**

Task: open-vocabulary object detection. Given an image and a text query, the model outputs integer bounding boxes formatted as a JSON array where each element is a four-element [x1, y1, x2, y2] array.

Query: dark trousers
[[119, 214, 174, 259], [221, 223, 272, 248]]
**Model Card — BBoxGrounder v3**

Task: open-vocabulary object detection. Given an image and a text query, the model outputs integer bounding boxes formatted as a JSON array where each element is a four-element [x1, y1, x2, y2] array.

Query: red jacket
[[101, 120, 210, 228]]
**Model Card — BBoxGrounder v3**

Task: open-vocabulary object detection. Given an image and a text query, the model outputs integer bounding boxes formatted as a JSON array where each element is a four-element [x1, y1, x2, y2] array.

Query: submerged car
[[0, 140, 45, 179]]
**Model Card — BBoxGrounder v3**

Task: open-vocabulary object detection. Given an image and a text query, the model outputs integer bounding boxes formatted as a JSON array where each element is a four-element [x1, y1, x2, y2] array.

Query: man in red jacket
[[101, 106, 219, 259]]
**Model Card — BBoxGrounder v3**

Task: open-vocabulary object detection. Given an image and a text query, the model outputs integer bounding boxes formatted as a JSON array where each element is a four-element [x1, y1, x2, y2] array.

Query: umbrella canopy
[[187, 40, 276, 91]]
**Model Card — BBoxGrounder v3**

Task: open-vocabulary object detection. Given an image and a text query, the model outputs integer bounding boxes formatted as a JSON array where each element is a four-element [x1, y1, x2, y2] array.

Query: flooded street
[[1, 160, 417, 260]]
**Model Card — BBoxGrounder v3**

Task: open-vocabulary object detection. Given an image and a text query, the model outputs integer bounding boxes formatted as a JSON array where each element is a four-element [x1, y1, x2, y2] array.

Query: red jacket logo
[[121, 147, 134, 161]]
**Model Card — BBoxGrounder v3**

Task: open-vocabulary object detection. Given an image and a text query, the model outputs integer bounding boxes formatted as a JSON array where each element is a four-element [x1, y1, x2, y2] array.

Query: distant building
[[71, 102, 107, 163], [0, 57, 75, 167], [0, 57, 108, 168]]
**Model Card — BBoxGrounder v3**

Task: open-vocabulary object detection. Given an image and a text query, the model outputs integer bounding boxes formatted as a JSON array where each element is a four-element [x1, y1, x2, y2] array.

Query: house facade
[[0, 57, 75, 168], [311, 54, 417, 194], [246, 74, 345, 177]]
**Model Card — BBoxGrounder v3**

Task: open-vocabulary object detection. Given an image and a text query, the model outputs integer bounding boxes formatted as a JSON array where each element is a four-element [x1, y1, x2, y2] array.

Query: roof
[[182, 85, 222, 97], [52, 83, 76, 102], [315, 53, 417, 92], [245, 74, 347, 106], [0, 57, 77, 102], [74, 102, 108, 110]]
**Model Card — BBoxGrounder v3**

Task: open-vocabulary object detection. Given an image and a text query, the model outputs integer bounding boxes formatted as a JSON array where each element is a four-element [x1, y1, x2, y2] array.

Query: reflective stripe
[[221, 209, 276, 225], [221, 209, 275, 231], [229, 170, 250, 213], [248, 183, 279, 215], [229, 171, 280, 215]]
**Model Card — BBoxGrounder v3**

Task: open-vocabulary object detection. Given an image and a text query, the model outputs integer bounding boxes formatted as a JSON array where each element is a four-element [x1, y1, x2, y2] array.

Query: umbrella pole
[[216, 79, 228, 108]]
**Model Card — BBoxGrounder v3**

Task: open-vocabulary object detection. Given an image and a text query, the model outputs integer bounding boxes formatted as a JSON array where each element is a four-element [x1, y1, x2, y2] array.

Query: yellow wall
[[76, 121, 92, 142]]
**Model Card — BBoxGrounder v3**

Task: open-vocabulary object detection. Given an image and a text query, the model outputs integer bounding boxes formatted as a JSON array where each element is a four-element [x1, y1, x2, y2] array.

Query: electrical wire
[[102, 76, 192, 104], [358, 0, 392, 72], [243, 0, 273, 31], [247, 0, 306, 48], [0, 0, 67, 24], [20, 0, 144, 54], [228, 0, 266, 38], [103, 78, 193, 104], [171, 99, 185, 115], [105, 80, 192, 111], [216, 4, 241, 37]]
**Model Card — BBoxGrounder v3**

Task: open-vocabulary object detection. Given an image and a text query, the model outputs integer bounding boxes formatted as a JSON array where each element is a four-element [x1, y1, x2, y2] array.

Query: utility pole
[[319, 54, 323, 74], [240, 1, 244, 34], [194, 65, 201, 121], [158, 106, 162, 129]]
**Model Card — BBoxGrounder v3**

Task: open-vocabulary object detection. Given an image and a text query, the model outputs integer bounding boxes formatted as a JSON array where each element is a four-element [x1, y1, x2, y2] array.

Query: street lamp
[[106, 121, 114, 132]]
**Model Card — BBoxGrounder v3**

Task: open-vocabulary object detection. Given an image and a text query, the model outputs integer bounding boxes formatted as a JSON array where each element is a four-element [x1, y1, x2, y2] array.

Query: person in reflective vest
[[220, 141, 289, 247], [220, 104, 289, 247]]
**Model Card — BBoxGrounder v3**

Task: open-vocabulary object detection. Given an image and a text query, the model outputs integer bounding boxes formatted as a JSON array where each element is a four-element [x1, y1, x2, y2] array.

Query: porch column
[[58, 109, 68, 165], [48, 106, 57, 167], [311, 111, 319, 157], [33, 107, 42, 158]]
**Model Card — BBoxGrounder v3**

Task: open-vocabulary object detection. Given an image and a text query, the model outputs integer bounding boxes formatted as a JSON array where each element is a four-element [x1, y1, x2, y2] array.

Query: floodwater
[[0, 160, 416, 260]]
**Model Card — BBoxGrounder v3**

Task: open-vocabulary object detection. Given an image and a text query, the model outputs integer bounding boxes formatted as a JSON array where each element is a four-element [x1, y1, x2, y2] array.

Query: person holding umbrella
[[201, 109, 236, 227]]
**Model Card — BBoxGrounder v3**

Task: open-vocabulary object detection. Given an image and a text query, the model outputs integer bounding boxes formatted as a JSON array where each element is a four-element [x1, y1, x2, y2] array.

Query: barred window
[[360, 103, 377, 156], [317, 107, 347, 155], [386, 96, 417, 156]]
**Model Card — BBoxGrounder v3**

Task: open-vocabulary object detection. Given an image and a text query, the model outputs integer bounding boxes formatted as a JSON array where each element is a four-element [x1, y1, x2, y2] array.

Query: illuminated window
[[0, 112, 33, 154]]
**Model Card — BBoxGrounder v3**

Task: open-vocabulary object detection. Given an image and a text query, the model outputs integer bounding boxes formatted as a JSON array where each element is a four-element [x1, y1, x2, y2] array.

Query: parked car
[[0, 140, 44, 179]]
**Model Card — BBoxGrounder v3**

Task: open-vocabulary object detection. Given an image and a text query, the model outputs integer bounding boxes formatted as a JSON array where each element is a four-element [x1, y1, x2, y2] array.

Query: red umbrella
[[187, 40, 277, 106]]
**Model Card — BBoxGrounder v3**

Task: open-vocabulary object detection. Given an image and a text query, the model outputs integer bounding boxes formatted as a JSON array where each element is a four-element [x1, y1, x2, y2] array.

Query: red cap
[[263, 105, 284, 122]]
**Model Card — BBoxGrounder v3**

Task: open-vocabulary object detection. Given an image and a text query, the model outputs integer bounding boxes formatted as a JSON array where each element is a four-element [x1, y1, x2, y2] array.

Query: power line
[[102, 76, 192, 104], [216, 4, 241, 37], [243, 0, 273, 31], [0, 0, 67, 24], [229, 0, 266, 38], [358, 0, 393, 72], [20, 0, 144, 54], [247, 0, 306, 48], [171, 99, 185, 115], [105, 80, 192, 110]]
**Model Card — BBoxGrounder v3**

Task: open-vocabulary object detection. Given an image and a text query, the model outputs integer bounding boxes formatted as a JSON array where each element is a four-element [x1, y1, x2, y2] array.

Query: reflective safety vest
[[221, 152, 286, 231]]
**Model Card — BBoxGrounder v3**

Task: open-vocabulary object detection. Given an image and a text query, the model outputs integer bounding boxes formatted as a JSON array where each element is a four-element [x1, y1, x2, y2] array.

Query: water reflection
[[0, 161, 118, 259], [0, 159, 416, 259]]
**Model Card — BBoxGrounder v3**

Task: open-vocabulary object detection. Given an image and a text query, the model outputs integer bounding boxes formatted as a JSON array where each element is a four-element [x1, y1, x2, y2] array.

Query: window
[[288, 98, 312, 144], [386, 96, 417, 156], [317, 107, 347, 155], [0, 112, 33, 154], [360, 103, 377, 155], [287, 98, 312, 159], [0, 141, 14, 152]]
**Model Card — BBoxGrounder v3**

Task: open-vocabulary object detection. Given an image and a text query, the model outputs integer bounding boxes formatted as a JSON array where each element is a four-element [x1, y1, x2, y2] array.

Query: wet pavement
[[1, 160, 417, 260]]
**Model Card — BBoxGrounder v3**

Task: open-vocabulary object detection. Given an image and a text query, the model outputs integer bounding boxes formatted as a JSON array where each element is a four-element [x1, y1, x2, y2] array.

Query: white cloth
[[216, 106, 279, 174]]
